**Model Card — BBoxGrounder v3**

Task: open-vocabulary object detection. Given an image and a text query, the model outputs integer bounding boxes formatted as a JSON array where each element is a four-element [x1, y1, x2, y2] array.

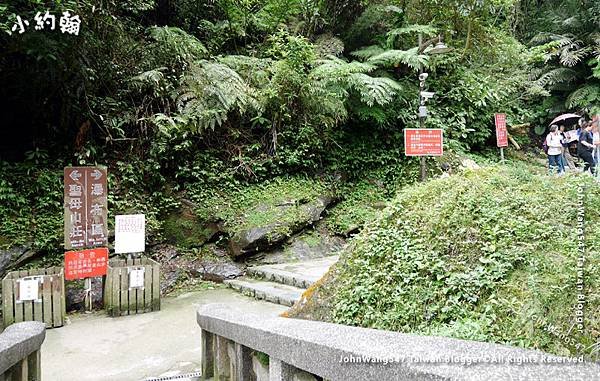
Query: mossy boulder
[[228, 195, 334, 258], [162, 201, 223, 248], [248, 226, 346, 265], [289, 165, 600, 358]]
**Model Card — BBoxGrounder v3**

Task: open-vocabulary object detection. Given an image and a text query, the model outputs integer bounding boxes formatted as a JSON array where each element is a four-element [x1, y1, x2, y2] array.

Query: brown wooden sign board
[[64, 166, 108, 250]]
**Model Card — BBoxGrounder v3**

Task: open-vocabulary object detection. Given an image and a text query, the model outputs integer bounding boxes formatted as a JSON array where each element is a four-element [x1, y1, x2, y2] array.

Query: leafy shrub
[[292, 165, 600, 358]]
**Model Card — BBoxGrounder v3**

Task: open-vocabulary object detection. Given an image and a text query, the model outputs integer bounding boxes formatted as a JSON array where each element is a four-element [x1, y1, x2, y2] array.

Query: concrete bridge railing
[[197, 303, 600, 381], [0, 322, 46, 381]]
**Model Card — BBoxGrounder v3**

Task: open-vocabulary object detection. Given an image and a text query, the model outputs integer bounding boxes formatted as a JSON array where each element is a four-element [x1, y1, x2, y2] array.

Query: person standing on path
[[592, 119, 600, 176], [577, 121, 595, 175], [546, 125, 564, 175], [559, 124, 576, 170]]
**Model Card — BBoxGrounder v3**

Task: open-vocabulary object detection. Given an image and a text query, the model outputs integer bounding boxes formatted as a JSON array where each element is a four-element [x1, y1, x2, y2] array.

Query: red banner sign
[[494, 113, 508, 148], [404, 128, 444, 156], [64, 248, 109, 280]]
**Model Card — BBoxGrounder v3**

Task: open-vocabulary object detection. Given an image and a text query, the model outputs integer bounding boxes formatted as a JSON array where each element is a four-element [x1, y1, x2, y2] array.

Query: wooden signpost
[[64, 166, 108, 249], [64, 166, 108, 312]]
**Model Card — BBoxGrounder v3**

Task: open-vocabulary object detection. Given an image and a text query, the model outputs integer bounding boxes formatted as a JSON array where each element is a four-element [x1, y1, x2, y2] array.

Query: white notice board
[[115, 214, 145, 254]]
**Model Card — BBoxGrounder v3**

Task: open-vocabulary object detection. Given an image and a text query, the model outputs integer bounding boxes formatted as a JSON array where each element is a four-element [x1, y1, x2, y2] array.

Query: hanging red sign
[[404, 128, 444, 156], [494, 113, 508, 148], [64, 248, 109, 280]]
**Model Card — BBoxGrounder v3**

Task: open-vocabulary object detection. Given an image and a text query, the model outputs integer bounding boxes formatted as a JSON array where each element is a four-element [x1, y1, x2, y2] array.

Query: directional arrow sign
[[69, 170, 82, 181], [91, 169, 102, 180]]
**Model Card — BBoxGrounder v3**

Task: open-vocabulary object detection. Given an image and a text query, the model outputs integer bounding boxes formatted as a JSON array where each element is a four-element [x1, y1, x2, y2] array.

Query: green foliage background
[[1, 0, 599, 355]]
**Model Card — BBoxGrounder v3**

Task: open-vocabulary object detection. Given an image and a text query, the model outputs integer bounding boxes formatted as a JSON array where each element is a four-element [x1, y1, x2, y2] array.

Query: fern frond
[[560, 46, 591, 67], [367, 47, 429, 71], [566, 84, 600, 108], [536, 67, 578, 88], [529, 32, 572, 47], [347, 74, 403, 107], [386, 25, 437, 47], [350, 45, 386, 60], [384, 5, 403, 15], [130, 68, 167, 89], [310, 58, 375, 81], [175, 61, 257, 132], [148, 26, 207, 62]]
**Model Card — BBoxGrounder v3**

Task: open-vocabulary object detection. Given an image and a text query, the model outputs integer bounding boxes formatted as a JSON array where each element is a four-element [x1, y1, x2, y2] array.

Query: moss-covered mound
[[289, 165, 600, 358]]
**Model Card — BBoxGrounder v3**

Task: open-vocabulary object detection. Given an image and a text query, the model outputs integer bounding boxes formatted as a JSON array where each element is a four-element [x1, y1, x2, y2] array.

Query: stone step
[[223, 278, 305, 307], [246, 256, 338, 289]]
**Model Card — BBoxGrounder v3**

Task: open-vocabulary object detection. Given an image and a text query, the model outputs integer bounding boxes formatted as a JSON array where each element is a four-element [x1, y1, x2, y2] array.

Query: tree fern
[[350, 45, 386, 60], [310, 58, 376, 79], [169, 61, 257, 132], [148, 26, 207, 64], [566, 84, 600, 109], [366, 47, 429, 71], [386, 25, 437, 48], [536, 67, 578, 88], [559, 43, 590, 67], [130, 68, 167, 92], [346, 74, 403, 107]]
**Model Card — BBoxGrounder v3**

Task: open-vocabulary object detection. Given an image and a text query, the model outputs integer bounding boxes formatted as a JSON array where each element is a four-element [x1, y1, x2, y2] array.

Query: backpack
[[542, 138, 549, 154]]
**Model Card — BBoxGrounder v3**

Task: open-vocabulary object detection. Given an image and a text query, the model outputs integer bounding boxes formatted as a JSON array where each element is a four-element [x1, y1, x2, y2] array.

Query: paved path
[[42, 288, 286, 381]]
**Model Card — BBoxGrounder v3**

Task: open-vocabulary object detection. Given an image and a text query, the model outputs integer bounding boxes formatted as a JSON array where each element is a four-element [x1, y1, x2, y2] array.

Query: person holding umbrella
[[546, 125, 564, 175], [559, 124, 576, 170]]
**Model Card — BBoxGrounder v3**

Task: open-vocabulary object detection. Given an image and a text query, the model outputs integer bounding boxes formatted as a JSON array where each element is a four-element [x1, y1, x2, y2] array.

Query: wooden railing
[[197, 303, 600, 381], [0, 321, 46, 381]]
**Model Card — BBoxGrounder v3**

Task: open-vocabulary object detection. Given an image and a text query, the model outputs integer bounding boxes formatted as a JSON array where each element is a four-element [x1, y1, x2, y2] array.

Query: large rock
[[228, 195, 334, 258], [248, 226, 346, 265], [163, 200, 224, 248], [190, 261, 244, 282], [151, 244, 244, 294], [0, 244, 36, 277]]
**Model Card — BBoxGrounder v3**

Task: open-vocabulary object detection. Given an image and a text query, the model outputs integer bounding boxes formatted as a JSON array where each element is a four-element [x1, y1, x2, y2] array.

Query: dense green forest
[[1, 0, 597, 255], [0, 0, 598, 259], [0, 0, 599, 359]]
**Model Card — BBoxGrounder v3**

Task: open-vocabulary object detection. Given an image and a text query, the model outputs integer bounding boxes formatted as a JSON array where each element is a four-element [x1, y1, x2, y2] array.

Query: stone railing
[[0, 322, 46, 381], [197, 303, 600, 381]]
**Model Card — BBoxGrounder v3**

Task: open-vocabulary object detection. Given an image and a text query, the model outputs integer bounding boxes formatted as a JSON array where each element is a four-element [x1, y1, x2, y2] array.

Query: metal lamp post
[[417, 34, 451, 181]]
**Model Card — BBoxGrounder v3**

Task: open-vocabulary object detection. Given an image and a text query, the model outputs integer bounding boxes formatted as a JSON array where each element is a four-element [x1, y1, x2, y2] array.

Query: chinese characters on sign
[[64, 248, 109, 280], [494, 113, 508, 148], [115, 214, 146, 254], [64, 167, 108, 250], [17, 277, 42, 302], [404, 128, 444, 156], [9, 11, 81, 35], [128, 268, 145, 289]]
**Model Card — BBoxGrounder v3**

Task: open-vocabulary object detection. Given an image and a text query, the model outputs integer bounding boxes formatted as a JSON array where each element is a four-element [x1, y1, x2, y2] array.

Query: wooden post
[[84, 277, 92, 312], [500, 147, 505, 163]]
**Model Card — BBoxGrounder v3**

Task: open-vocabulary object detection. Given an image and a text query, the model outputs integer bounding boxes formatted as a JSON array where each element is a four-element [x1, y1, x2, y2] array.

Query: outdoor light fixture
[[418, 35, 452, 54], [430, 41, 451, 54]]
